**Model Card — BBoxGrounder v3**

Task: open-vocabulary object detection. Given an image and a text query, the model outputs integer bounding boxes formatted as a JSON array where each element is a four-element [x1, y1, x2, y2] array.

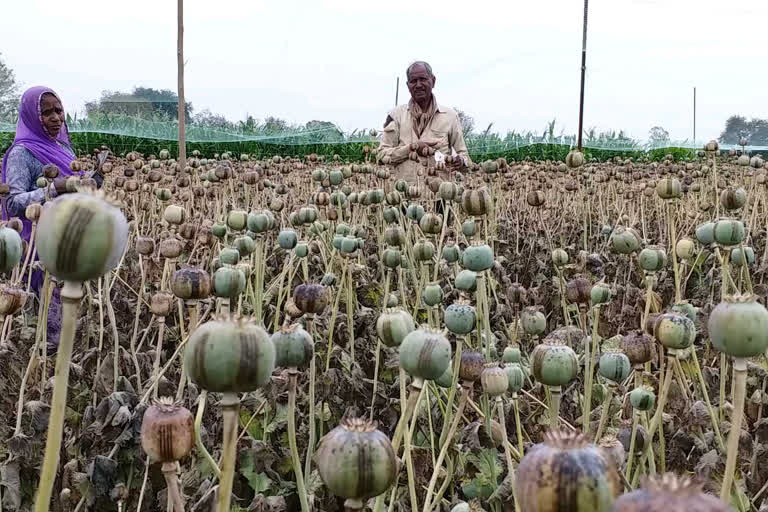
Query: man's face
[[407, 64, 434, 105]]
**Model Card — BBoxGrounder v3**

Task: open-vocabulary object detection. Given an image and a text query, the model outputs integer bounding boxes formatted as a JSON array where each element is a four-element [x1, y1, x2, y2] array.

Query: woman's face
[[40, 93, 64, 138]]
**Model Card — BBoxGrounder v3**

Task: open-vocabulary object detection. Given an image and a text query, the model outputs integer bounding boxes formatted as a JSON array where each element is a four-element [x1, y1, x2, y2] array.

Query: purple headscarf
[[1, 86, 75, 237]]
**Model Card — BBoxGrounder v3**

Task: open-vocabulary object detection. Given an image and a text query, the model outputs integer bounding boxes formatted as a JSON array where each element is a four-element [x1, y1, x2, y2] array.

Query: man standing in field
[[377, 61, 470, 182]]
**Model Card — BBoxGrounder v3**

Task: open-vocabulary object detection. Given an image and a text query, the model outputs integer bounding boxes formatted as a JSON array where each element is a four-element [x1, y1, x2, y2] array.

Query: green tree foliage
[[0, 53, 20, 122], [719, 115, 768, 145], [85, 87, 193, 120]]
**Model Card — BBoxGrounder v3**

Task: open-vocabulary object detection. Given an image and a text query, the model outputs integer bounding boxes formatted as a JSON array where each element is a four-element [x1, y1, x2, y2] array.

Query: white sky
[[2, 0, 766, 142]]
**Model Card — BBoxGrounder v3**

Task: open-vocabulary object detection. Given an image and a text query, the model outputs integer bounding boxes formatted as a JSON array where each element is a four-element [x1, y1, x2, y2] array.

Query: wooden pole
[[693, 87, 697, 144], [177, 0, 186, 171], [395, 76, 400, 107], [576, 0, 589, 151]]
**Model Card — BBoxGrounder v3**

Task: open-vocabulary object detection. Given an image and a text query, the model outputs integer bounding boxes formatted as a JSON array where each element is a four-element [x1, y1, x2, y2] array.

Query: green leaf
[[239, 450, 274, 494]]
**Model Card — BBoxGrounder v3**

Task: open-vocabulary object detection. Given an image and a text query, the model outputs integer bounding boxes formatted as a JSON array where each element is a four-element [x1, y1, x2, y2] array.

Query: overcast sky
[[3, 0, 766, 143]]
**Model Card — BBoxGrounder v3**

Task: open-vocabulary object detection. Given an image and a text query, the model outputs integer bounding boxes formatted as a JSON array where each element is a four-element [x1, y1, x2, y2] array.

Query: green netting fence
[[2, 116, 767, 163]]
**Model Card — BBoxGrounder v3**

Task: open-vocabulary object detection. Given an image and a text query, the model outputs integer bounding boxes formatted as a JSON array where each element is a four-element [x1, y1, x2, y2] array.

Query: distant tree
[[455, 109, 475, 138], [192, 109, 233, 130], [648, 126, 670, 146], [85, 87, 192, 120], [262, 116, 291, 134], [717, 115, 768, 145], [305, 120, 343, 142], [0, 53, 20, 122]]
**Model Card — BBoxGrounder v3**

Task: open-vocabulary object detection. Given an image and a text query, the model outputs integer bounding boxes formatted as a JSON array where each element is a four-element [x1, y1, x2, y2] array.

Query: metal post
[[177, 0, 186, 171], [576, 0, 589, 151], [693, 87, 697, 144], [395, 76, 400, 107]]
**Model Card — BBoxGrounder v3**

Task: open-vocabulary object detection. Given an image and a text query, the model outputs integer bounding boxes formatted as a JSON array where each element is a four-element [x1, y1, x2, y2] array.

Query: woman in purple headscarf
[[1, 86, 101, 353]]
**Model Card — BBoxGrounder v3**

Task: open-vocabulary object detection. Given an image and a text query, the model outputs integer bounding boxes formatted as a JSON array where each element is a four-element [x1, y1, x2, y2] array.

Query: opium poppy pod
[[314, 417, 397, 503], [183, 315, 275, 392], [0, 286, 27, 317], [598, 350, 631, 384], [481, 365, 508, 397], [713, 218, 745, 247], [459, 351, 486, 382], [675, 238, 696, 260], [516, 431, 621, 512], [383, 226, 406, 247], [565, 276, 592, 305], [695, 222, 715, 245], [381, 248, 401, 269], [0, 227, 23, 274], [521, 307, 546, 336], [376, 308, 415, 348], [708, 294, 768, 358], [655, 178, 682, 199], [455, 270, 477, 293], [213, 266, 246, 299], [461, 187, 492, 216], [233, 235, 256, 257], [219, 247, 240, 266], [399, 328, 452, 380], [612, 473, 731, 512], [278, 229, 298, 250], [422, 282, 444, 307], [413, 240, 435, 262], [566, 150, 585, 169], [609, 227, 640, 255], [551, 248, 569, 267], [419, 213, 443, 235], [271, 323, 314, 368], [720, 187, 747, 211], [406, 203, 424, 222], [620, 331, 655, 366], [444, 301, 477, 335], [531, 342, 579, 387], [731, 246, 755, 266], [441, 243, 460, 264], [505, 363, 525, 395], [653, 313, 695, 352], [293, 283, 328, 315], [638, 246, 667, 272], [171, 267, 211, 300], [502, 345, 521, 363], [35, 192, 128, 282], [590, 282, 612, 306], [630, 386, 656, 411], [141, 397, 194, 463], [461, 219, 476, 237], [462, 243, 494, 272], [226, 209, 248, 231]]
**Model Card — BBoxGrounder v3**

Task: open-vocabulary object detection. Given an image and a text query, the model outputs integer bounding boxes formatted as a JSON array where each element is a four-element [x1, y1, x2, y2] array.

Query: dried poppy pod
[[0, 286, 27, 318], [0, 227, 23, 273], [315, 417, 397, 509], [141, 396, 194, 463], [720, 187, 746, 211], [481, 364, 508, 397], [293, 283, 328, 315], [0, 183, 9, 197], [171, 267, 211, 301], [159, 237, 184, 259], [526, 189, 545, 207], [271, 323, 314, 369], [620, 331, 655, 367], [516, 431, 621, 512], [463, 242, 494, 272], [461, 187, 492, 216], [675, 238, 696, 261], [419, 212, 442, 235], [655, 178, 681, 200], [565, 276, 591, 305], [25, 203, 42, 223], [151, 292, 174, 317], [612, 473, 730, 512], [566, 150, 585, 169], [459, 351, 486, 383], [506, 282, 528, 306]]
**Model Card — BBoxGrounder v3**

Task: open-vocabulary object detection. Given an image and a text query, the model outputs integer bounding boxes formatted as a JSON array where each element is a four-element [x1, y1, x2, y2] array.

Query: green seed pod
[[381, 248, 401, 269], [271, 324, 314, 368], [233, 235, 256, 257], [629, 386, 656, 411], [171, 267, 211, 300], [247, 212, 269, 234], [385, 191, 402, 206], [450, 502, 470, 512], [0, 227, 23, 273], [340, 236, 358, 255], [653, 313, 695, 351], [399, 328, 452, 380], [598, 350, 631, 383], [141, 397, 194, 463], [36, 176, 48, 188], [211, 223, 228, 239], [328, 169, 343, 186], [590, 282, 612, 306], [638, 246, 667, 272], [293, 283, 328, 315], [219, 247, 240, 266], [551, 248, 569, 267], [226, 210, 248, 231], [455, 270, 477, 293], [395, 180, 408, 193], [708, 294, 768, 358], [675, 238, 696, 260], [419, 213, 443, 235], [376, 308, 415, 348], [463, 243, 494, 272], [438, 181, 458, 201], [695, 222, 715, 245], [35, 192, 128, 282], [516, 431, 621, 512], [611, 473, 731, 512], [609, 227, 640, 254], [521, 307, 546, 336], [731, 246, 755, 266], [332, 235, 344, 250], [670, 301, 697, 323], [213, 266, 246, 299], [442, 243, 460, 264], [502, 345, 521, 363], [382, 206, 398, 224], [183, 315, 275, 392], [406, 203, 425, 222], [459, 351, 486, 382], [713, 218, 745, 246], [312, 169, 327, 182], [314, 417, 397, 503], [413, 240, 435, 262], [655, 178, 682, 200], [435, 365, 454, 388], [505, 363, 525, 395], [383, 226, 406, 247], [421, 282, 443, 307], [481, 365, 508, 397], [620, 331, 655, 366], [444, 301, 476, 335], [294, 242, 309, 258], [531, 342, 579, 387], [278, 229, 298, 250], [462, 219, 476, 237]]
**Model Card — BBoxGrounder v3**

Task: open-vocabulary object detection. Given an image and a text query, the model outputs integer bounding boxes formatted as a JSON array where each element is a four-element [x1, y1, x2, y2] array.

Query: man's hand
[[410, 141, 438, 156], [447, 155, 468, 170]]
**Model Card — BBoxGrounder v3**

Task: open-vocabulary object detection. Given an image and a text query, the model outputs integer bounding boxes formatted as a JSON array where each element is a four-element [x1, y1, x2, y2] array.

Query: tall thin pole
[[395, 76, 400, 107], [576, 0, 589, 151], [177, 0, 186, 171], [693, 87, 697, 144]]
